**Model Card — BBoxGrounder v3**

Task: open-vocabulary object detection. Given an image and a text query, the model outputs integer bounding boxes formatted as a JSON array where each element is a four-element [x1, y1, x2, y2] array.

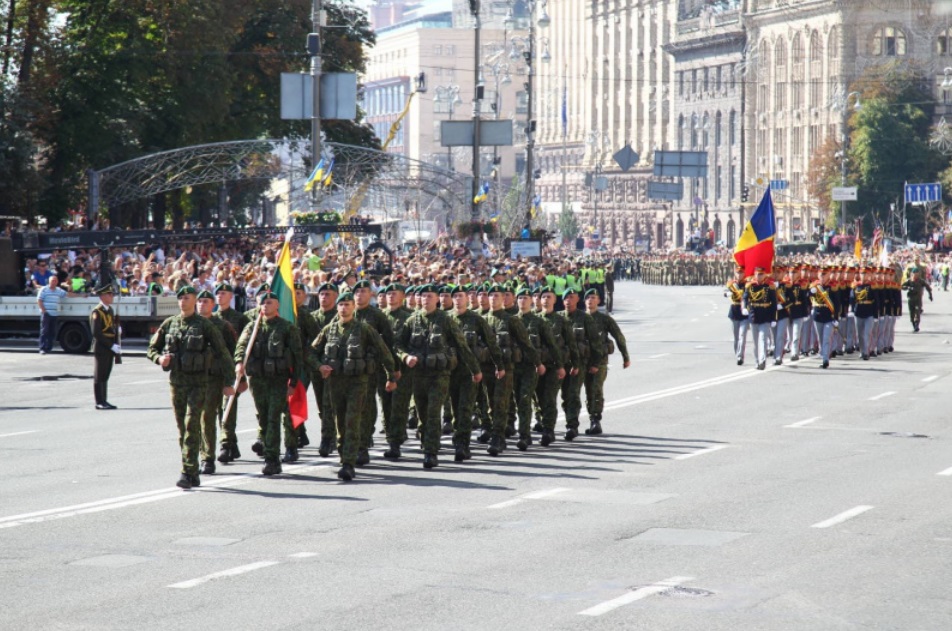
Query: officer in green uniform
[[89, 284, 120, 410], [514, 287, 555, 450], [312, 291, 397, 481], [147, 286, 236, 489], [214, 282, 250, 463], [395, 284, 481, 468], [449, 285, 504, 461], [197, 290, 238, 474], [901, 269, 932, 332], [354, 279, 397, 465], [383, 283, 416, 459], [583, 288, 630, 435], [311, 282, 339, 457], [560, 288, 604, 440], [234, 291, 303, 476], [538, 287, 575, 445]]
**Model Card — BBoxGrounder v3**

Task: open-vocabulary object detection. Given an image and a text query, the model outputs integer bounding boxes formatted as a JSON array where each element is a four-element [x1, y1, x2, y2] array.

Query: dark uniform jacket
[[90, 302, 119, 357], [588, 310, 630, 365]]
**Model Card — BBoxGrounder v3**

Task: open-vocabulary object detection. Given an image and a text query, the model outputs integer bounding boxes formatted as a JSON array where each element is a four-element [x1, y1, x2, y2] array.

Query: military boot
[[318, 438, 333, 457], [504, 424, 516, 438], [251, 438, 265, 456], [423, 453, 438, 469], [281, 446, 299, 463], [337, 464, 355, 481], [564, 427, 579, 441], [454, 446, 466, 462], [230, 444, 241, 460], [200, 459, 216, 475], [516, 434, 530, 451], [540, 430, 554, 447], [176, 473, 192, 490], [383, 441, 402, 460], [441, 420, 453, 435], [585, 420, 603, 436], [476, 428, 492, 444], [487, 435, 503, 457], [261, 460, 282, 476], [188, 473, 201, 487], [297, 426, 310, 448], [356, 449, 370, 467], [533, 421, 544, 432], [217, 445, 233, 463]]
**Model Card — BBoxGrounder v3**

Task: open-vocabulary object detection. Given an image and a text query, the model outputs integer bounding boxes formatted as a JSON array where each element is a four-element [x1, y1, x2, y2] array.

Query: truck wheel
[[59, 322, 92, 354]]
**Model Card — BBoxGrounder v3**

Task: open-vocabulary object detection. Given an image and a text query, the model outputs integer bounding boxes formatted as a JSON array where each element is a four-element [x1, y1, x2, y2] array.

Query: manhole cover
[[660, 586, 715, 598], [18, 374, 93, 382], [879, 432, 930, 439]]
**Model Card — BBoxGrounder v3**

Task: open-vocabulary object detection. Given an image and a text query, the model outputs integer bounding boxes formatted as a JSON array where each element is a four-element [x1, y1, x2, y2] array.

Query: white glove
[[776, 304, 782, 310], [741, 308, 749, 316], [809, 287, 817, 294], [111, 344, 121, 354]]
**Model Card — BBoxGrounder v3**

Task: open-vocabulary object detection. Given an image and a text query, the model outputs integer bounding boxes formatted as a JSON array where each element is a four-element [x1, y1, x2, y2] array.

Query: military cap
[[583, 288, 598, 299], [378, 284, 391, 294], [450, 285, 467, 296], [388, 283, 406, 293], [754, 266, 766, 272], [258, 291, 279, 302], [438, 284, 454, 295], [317, 282, 339, 293], [336, 291, 355, 304], [417, 283, 438, 294], [561, 288, 578, 299], [93, 283, 115, 296], [214, 282, 234, 294], [353, 279, 372, 290], [176, 285, 197, 297], [531, 286, 543, 295], [515, 287, 532, 297], [503, 281, 516, 293], [488, 283, 506, 294], [258, 282, 271, 292], [293, 282, 307, 291], [197, 290, 215, 300], [539, 285, 557, 295], [405, 284, 416, 294]]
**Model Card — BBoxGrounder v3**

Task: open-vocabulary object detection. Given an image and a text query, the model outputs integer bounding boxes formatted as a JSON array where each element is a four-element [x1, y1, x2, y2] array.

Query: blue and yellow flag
[[304, 159, 325, 192]]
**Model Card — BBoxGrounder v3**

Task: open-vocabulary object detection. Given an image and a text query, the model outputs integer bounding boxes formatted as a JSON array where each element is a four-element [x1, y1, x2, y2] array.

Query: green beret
[[562, 288, 578, 299], [515, 287, 531, 297], [293, 282, 307, 292], [438, 284, 454, 295], [176, 285, 197, 297], [317, 282, 338, 293], [258, 282, 270, 292], [197, 290, 215, 300], [531, 286, 542, 295], [462, 283, 474, 292], [405, 285, 416, 294], [476, 283, 489, 294], [584, 288, 598, 299], [539, 285, 556, 295], [450, 285, 467, 296], [258, 291, 279, 302], [353, 279, 372, 290], [388, 283, 406, 293], [147, 282, 163, 295], [504, 281, 516, 293], [336, 291, 355, 304], [378, 284, 391, 294], [417, 283, 438, 295], [488, 283, 506, 294], [214, 282, 234, 294]]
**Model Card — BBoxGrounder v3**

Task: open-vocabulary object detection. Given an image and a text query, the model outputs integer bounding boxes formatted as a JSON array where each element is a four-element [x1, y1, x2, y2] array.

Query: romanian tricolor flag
[[733, 188, 776, 277], [270, 228, 309, 428]]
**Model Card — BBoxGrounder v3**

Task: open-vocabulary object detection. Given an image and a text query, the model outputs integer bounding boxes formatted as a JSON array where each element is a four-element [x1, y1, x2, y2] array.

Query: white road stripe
[[487, 487, 568, 509], [673, 445, 729, 460], [0, 430, 37, 439], [784, 416, 821, 429], [168, 561, 280, 589], [648, 353, 670, 359], [578, 576, 695, 616], [288, 552, 319, 558], [923, 375, 939, 383], [236, 429, 257, 434], [937, 467, 952, 476], [869, 391, 896, 401], [811, 505, 874, 529]]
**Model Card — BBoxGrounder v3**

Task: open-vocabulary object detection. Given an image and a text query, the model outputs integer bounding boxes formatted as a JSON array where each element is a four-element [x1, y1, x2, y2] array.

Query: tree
[[558, 202, 579, 243], [806, 135, 841, 227]]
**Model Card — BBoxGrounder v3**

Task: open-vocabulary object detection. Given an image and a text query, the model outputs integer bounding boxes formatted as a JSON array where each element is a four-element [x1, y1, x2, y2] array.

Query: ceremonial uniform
[[89, 286, 120, 409], [725, 276, 748, 365], [809, 278, 838, 368], [851, 273, 876, 359], [743, 273, 777, 370]]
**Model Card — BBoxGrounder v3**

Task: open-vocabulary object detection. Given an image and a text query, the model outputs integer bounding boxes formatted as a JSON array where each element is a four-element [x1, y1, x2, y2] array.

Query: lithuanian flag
[[734, 188, 776, 277], [271, 229, 309, 428]]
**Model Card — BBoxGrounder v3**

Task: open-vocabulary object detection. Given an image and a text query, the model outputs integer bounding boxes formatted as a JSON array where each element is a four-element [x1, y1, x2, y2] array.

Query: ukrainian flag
[[733, 188, 776, 276], [304, 159, 325, 192]]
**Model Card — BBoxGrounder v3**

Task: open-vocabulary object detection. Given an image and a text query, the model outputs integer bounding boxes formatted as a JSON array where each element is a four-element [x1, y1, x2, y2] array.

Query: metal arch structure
[[87, 139, 472, 226]]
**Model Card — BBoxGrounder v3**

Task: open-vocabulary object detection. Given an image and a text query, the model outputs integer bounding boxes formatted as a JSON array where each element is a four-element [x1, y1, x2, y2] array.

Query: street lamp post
[[839, 90, 862, 233]]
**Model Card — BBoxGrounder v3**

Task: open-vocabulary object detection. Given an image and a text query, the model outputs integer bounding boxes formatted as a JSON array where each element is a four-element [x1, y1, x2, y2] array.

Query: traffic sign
[[904, 182, 942, 205], [832, 186, 857, 201], [613, 144, 639, 172], [769, 179, 788, 191], [646, 180, 683, 201]]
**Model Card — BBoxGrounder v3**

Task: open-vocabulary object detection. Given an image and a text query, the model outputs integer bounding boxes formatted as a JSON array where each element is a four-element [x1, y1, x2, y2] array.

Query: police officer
[[561, 288, 604, 440], [90, 283, 121, 410], [197, 290, 237, 475], [214, 282, 249, 463], [147, 286, 235, 489], [395, 284, 481, 468], [234, 291, 303, 476], [583, 288, 630, 434], [312, 292, 397, 481]]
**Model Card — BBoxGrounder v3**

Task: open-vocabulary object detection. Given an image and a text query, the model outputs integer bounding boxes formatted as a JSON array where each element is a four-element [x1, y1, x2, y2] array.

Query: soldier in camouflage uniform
[[560, 288, 605, 440], [234, 291, 304, 476], [383, 283, 416, 459], [538, 287, 575, 446], [214, 282, 250, 463], [514, 287, 555, 450], [353, 279, 397, 466], [147, 286, 236, 490], [279, 282, 319, 463], [312, 291, 397, 481], [311, 282, 339, 457], [448, 285, 504, 462], [583, 289, 630, 435], [197, 290, 238, 475], [394, 284, 480, 469]]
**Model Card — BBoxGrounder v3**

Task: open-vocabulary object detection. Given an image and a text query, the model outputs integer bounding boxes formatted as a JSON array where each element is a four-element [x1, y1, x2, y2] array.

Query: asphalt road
[[2, 281, 952, 630]]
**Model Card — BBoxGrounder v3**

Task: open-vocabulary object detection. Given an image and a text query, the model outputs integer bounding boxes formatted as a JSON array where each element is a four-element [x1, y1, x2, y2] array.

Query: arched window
[[758, 40, 771, 111], [871, 26, 907, 56], [774, 37, 787, 110], [726, 218, 736, 248], [938, 28, 952, 55], [691, 113, 699, 148], [729, 110, 737, 145], [714, 216, 722, 243], [702, 112, 710, 148], [809, 30, 823, 108], [791, 33, 804, 108]]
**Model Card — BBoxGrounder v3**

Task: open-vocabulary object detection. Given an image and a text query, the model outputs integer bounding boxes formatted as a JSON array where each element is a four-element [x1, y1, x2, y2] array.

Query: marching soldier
[[312, 291, 397, 481], [90, 283, 121, 410], [214, 282, 250, 463], [809, 267, 838, 369], [851, 267, 876, 360], [147, 286, 236, 489], [197, 290, 238, 475], [901, 268, 932, 332], [383, 283, 416, 459], [514, 287, 554, 450], [280, 282, 319, 462], [234, 291, 303, 476], [353, 279, 397, 466], [311, 282, 339, 457], [725, 266, 749, 365], [583, 289, 630, 434], [538, 287, 575, 446], [743, 267, 777, 371], [561, 288, 604, 441], [395, 284, 481, 468]]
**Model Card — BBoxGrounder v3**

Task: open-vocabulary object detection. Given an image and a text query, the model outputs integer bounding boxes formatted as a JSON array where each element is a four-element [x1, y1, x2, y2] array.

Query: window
[[774, 37, 787, 111], [758, 40, 771, 111], [715, 111, 722, 147], [678, 114, 685, 149], [703, 67, 709, 92], [691, 113, 699, 148], [791, 34, 804, 108], [730, 165, 737, 200], [692, 69, 698, 94], [809, 30, 823, 108], [729, 110, 737, 146], [434, 44, 443, 56], [715, 65, 722, 92], [445, 45, 456, 56], [715, 165, 722, 200], [678, 71, 684, 96], [871, 26, 907, 56], [939, 28, 952, 55], [702, 112, 710, 148]]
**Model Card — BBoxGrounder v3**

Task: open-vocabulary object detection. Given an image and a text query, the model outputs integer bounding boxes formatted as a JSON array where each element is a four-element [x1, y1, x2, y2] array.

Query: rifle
[[220, 309, 263, 422]]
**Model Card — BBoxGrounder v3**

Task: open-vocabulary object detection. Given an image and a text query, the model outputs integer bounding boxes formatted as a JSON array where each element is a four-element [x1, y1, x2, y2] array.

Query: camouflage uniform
[[201, 314, 237, 465], [147, 313, 235, 478], [484, 309, 538, 451], [234, 316, 303, 467], [514, 309, 553, 441], [310, 308, 338, 449], [561, 308, 605, 434], [585, 311, 630, 426], [282, 304, 318, 455], [216, 307, 250, 456], [450, 308, 503, 454], [385, 304, 416, 446], [312, 318, 395, 467], [355, 305, 395, 450], [539, 310, 576, 438]]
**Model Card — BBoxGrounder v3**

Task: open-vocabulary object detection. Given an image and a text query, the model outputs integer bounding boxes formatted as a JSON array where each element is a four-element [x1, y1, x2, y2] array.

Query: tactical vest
[[569, 313, 590, 359], [460, 314, 492, 364], [408, 316, 458, 372], [522, 314, 544, 364], [493, 318, 522, 365], [544, 314, 568, 363], [167, 319, 212, 374], [323, 323, 376, 377], [245, 322, 290, 378]]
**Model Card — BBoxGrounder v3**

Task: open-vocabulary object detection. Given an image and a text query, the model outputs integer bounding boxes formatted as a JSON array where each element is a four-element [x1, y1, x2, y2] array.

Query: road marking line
[[811, 505, 874, 529], [578, 576, 695, 616], [648, 353, 670, 359], [0, 430, 37, 439], [869, 391, 896, 401], [236, 429, 257, 434], [168, 561, 280, 589], [937, 467, 952, 476], [673, 445, 729, 460], [289, 552, 319, 558], [923, 375, 939, 383], [488, 487, 568, 510], [784, 416, 821, 429]]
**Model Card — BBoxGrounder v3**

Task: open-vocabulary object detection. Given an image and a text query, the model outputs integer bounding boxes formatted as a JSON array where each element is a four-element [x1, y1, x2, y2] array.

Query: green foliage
[[558, 202, 579, 243]]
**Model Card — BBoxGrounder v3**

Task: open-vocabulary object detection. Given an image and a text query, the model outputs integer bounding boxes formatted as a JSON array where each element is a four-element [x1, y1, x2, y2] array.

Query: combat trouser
[[387, 369, 414, 445], [535, 363, 562, 432], [485, 365, 514, 440], [328, 374, 368, 466], [200, 376, 225, 463], [312, 371, 335, 443], [249, 376, 289, 463], [561, 366, 585, 430], [170, 383, 208, 476], [219, 379, 243, 450], [412, 370, 451, 455], [448, 367, 477, 448], [513, 363, 539, 436], [359, 371, 382, 449], [583, 363, 607, 419]]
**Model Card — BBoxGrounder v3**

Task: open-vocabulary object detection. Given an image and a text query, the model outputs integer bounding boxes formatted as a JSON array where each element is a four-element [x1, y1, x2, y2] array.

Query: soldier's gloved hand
[[319, 365, 333, 379], [588, 366, 599, 374], [570, 367, 579, 376], [741, 308, 749, 316], [111, 344, 121, 355], [495, 369, 505, 379]]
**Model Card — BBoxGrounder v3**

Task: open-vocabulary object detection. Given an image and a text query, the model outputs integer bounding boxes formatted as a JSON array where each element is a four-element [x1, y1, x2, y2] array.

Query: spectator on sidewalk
[[37, 276, 79, 354]]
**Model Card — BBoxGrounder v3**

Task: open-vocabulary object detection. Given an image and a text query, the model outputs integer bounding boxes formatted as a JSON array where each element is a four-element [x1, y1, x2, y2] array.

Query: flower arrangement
[[290, 211, 342, 225], [456, 220, 498, 238]]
